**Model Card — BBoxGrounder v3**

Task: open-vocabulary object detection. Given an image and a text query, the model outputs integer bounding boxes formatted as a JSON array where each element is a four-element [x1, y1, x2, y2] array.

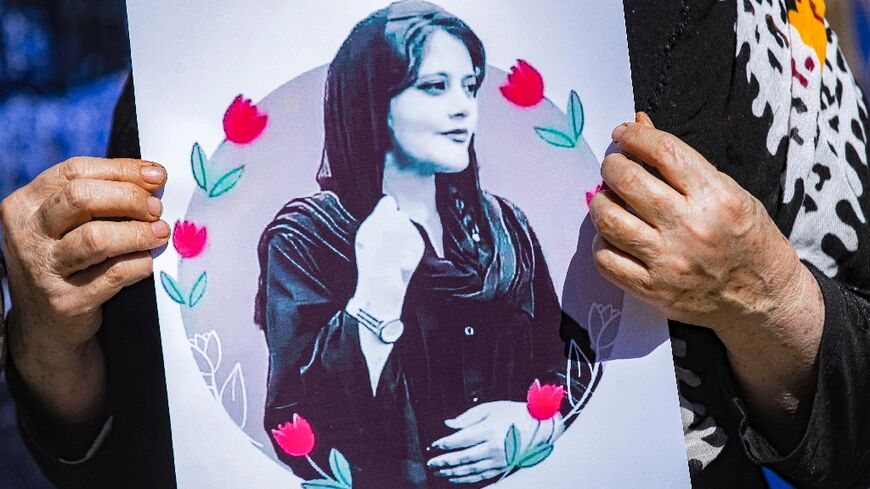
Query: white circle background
[[178, 62, 618, 464]]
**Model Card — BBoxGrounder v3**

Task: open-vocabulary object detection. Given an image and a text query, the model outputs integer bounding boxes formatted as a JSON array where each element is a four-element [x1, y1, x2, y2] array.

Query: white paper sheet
[[127, 2, 690, 487]]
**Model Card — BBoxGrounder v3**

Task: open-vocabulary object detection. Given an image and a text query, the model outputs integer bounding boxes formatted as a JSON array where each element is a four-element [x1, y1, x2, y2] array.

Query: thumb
[[446, 405, 489, 429]]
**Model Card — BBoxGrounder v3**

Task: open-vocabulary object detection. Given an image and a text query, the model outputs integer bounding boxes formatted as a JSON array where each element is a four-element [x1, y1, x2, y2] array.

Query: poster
[[127, 1, 690, 487]]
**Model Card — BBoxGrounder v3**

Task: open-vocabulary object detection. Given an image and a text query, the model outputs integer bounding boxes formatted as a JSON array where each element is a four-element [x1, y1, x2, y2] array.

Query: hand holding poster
[[127, 1, 690, 487]]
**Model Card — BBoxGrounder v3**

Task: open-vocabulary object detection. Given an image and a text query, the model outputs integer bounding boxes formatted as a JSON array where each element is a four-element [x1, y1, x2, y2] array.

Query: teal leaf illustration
[[208, 165, 245, 198], [160, 271, 185, 305], [190, 142, 208, 190], [534, 127, 576, 148], [188, 271, 208, 308], [567, 90, 584, 141], [504, 424, 521, 466], [517, 442, 554, 468], [329, 449, 353, 487], [301, 480, 348, 489]]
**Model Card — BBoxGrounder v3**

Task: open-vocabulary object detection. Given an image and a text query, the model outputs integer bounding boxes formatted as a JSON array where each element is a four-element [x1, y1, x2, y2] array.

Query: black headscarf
[[255, 1, 539, 329]]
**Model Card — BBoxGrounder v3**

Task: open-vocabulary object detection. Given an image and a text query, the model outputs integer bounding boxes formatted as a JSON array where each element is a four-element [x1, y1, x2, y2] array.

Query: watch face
[[379, 320, 404, 344]]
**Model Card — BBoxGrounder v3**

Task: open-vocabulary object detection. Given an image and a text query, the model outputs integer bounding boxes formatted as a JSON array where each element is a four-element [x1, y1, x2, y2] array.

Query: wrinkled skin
[[589, 113, 824, 451], [0, 157, 168, 456]]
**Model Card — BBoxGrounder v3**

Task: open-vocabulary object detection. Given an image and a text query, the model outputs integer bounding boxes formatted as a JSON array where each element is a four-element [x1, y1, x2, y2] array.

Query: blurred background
[[0, 1, 867, 488], [0, 0, 129, 487]]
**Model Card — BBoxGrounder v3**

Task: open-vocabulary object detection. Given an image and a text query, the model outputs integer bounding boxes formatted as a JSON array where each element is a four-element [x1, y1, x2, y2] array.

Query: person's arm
[[719, 265, 870, 488], [590, 113, 822, 450], [345, 195, 424, 394], [6, 314, 108, 458], [260, 229, 383, 479], [1, 155, 169, 441], [1, 153, 168, 446], [714, 260, 822, 450]]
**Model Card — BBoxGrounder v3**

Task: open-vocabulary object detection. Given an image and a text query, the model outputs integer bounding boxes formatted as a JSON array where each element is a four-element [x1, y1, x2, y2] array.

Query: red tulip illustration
[[526, 379, 565, 421], [585, 182, 604, 208], [500, 60, 544, 107], [272, 415, 354, 487], [223, 95, 268, 144], [272, 413, 316, 457], [500, 379, 565, 480], [173, 220, 207, 259]]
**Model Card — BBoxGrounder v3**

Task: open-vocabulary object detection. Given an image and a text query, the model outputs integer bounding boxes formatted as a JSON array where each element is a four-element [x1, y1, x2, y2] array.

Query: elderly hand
[[590, 113, 823, 449], [0, 157, 168, 436], [590, 113, 820, 335]]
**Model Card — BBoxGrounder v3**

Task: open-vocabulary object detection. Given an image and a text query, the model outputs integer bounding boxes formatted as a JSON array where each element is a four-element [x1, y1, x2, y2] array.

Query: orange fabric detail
[[789, 0, 828, 68]]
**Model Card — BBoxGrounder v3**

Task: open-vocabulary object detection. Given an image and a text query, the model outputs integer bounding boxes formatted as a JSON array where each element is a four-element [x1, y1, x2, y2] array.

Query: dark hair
[[317, 0, 486, 218]]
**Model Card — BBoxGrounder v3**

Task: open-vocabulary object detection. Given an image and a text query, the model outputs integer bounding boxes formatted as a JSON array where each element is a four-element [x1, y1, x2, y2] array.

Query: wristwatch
[[348, 307, 404, 344]]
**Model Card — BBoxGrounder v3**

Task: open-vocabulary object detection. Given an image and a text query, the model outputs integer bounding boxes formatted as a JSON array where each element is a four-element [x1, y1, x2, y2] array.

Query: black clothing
[[5, 77, 178, 488], [627, 0, 870, 487], [256, 192, 587, 488], [7, 1, 870, 488]]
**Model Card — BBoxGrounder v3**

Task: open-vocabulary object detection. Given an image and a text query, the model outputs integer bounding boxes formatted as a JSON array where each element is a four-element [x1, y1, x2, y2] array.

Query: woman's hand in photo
[[350, 195, 425, 320], [427, 401, 544, 484]]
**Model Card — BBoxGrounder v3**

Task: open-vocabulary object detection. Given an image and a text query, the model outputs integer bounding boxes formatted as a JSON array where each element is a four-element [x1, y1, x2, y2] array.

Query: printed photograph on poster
[[126, 1, 691, 487]]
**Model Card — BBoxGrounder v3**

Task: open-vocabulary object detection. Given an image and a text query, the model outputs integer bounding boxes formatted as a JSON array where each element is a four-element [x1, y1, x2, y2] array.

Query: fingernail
[[611, 123, 630, 141], [152, 220, 170, 238], [142, 165, 166, 184], [147, 197, 163, 217]]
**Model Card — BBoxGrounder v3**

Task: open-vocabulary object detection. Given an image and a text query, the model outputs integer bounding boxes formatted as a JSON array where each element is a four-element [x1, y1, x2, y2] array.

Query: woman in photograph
[[254, 1, 593, 487]]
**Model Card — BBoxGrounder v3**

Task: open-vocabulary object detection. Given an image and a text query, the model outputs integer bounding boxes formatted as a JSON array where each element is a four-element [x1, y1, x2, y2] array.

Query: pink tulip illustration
[[585, 182, 604, 208], [173, 220, 207, 259], [500, 379, 565, 480], [272, 414, 354, 488], [272, 414, 316, 457], [500, 60, 544, 107], [526, 379, 565, 421], [223, 95, 268, 144]]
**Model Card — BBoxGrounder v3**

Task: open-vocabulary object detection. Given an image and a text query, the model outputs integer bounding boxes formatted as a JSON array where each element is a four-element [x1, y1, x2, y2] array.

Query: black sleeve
[[260, 231, 379, 479], [7, 74, 177, 489], [718, 265, 870, 489]]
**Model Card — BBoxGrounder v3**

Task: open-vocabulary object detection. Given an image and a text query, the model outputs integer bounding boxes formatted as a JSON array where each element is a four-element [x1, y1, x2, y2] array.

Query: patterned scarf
[[680, 0, 869, 473]]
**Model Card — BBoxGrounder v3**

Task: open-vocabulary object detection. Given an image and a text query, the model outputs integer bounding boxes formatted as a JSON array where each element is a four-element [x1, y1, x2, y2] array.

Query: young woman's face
[[387, 29, 479, 174]]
